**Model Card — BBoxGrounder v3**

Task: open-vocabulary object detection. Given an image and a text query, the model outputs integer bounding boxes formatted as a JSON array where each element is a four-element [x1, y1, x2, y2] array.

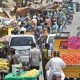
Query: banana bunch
[[23, 69, 38, 77], [0, 58, 9, 70]]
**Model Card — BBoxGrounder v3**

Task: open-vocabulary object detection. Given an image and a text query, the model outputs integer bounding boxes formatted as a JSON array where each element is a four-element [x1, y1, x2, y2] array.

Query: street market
[[0, 0, 80, 80]]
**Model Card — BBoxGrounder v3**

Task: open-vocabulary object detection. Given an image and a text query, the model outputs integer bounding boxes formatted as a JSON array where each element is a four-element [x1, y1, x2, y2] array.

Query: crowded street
[[0, 0, 80, 80]]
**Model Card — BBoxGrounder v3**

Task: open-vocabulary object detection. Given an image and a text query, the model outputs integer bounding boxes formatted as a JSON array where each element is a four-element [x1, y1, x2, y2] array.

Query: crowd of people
[[11, 5, 73, 43], [0, 2, 75, 80]]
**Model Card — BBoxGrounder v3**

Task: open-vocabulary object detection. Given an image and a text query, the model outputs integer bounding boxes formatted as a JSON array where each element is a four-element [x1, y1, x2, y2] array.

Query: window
[[10, 37, 33, 46]]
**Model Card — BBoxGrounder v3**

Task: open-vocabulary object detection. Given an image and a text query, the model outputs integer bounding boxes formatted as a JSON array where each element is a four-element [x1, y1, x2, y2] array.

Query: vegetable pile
[[0, 58, 9, 70], [22, 69, 38, 77], [60, 53, 80, 65]]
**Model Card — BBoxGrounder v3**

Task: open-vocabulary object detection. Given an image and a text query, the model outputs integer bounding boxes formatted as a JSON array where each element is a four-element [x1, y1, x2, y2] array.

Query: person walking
[[45, 51, 66, 80], [52, 17, 58, 32], [31, 15, 38, 31], [76, 27, 80, 37], [30, 43, 42, 70], [45, 16, 52, 33]]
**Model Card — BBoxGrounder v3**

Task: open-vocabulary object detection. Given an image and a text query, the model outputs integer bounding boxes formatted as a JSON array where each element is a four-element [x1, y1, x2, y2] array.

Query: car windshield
[[10, 37, 34, 46], [48, 36, 54, 44]]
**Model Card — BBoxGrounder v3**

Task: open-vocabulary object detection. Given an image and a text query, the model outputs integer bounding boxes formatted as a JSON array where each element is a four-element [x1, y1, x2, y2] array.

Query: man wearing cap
[[45, 51, 65, 80]]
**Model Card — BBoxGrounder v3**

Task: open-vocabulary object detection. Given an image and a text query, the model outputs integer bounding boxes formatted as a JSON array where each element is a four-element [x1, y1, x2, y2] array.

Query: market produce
[[22, 69, 38, 77], [68, 36, 80, 49], [0, 58, 9, 70], [60, 53, 80, 65]]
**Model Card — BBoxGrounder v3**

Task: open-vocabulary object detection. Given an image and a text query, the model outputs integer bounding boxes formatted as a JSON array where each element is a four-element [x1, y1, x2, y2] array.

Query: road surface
[[64, 12, 80, 36]]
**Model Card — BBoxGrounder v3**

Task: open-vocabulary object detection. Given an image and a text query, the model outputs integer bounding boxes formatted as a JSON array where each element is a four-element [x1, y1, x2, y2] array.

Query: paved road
[[64, 12, 80, 36]]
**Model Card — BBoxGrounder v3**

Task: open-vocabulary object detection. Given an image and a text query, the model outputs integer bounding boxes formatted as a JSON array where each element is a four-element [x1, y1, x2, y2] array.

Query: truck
[[42, 32, 80, 80]]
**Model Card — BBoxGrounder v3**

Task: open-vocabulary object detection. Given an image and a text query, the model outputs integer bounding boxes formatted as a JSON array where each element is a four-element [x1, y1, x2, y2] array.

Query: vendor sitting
[[9, 49, 19, 72]]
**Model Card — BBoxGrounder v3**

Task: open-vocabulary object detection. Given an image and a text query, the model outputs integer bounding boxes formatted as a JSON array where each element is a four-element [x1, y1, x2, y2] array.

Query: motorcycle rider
[[45, 50, 66, 80]]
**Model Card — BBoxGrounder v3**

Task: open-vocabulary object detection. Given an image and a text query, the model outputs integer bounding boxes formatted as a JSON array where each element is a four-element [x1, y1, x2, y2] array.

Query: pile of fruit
[[22, 69, 38, 77], [0, 58, 9, 70], [68, 36, 80, 49], [60, 53, 80, 65]]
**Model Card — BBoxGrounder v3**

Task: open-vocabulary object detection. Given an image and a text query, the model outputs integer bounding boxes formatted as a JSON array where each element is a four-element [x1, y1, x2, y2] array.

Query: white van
[[9, 34, 37, 64]]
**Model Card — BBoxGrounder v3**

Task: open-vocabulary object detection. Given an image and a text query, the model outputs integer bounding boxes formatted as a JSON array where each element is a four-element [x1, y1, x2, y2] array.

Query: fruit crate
[[63, 65, 80, 78]]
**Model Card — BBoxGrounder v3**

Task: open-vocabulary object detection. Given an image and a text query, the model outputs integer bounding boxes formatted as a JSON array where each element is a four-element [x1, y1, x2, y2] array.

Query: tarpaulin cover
[[4, 71, 40, 80]]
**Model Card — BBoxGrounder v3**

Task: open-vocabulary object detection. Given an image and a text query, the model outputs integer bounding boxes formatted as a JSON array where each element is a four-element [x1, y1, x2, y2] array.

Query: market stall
[[4, 69, 40, 80], [42, 32, 80, 79]]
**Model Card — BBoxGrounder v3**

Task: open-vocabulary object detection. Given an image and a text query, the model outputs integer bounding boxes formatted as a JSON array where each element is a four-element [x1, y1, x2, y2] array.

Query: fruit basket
[[0, 58, 9, 72]]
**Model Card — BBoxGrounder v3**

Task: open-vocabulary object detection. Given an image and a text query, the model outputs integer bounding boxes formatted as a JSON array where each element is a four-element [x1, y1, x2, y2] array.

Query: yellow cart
[[42, 32, 80, 79]]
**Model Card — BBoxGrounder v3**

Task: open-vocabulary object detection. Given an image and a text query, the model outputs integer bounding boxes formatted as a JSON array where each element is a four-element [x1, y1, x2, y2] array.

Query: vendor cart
[[4, 70, 40, 80], [42, 32, 80, 80]]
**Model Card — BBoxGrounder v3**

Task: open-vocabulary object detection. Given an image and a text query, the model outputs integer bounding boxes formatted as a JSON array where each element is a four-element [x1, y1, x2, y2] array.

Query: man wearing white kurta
[[45, 51, 66, 80]]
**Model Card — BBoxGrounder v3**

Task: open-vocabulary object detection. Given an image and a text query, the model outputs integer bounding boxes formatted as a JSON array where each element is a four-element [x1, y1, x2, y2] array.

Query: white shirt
[[31, 19, 37, 27], [45, 57, 65, 80], [30, 48, 42, 66], [20, 27, 26, 32]]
